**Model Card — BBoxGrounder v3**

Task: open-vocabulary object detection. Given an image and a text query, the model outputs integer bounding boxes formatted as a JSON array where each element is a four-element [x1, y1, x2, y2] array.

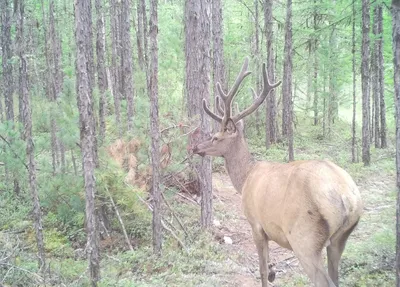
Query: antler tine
[[232, 63, 282, 123], [217, 58, 251, 122], [202, 99, 222, 123], [215, 96, 225, 116]]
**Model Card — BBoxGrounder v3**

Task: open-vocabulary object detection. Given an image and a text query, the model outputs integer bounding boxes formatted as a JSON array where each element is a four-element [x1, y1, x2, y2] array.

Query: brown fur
[[193, 58, 362, 286], [194, 124, 363, 287]]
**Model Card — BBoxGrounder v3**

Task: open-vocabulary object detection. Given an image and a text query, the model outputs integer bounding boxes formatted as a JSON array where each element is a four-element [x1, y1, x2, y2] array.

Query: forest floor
[[210, 156, 396, 287]]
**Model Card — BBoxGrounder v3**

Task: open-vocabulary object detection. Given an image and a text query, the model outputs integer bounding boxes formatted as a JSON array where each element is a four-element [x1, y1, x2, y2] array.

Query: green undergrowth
[[0, 114, 396, 286]]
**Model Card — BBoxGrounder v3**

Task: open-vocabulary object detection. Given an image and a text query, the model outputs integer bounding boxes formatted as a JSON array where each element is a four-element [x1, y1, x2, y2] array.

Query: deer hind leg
[[287, 219, 336, 286], [251, 224, 272, 287], [327, 220, 359, 286]]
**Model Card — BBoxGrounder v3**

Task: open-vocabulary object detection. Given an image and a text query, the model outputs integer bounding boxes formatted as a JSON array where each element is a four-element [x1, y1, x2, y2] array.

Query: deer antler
[[231, 63, 281, 123], [202, 58, 281, 127]]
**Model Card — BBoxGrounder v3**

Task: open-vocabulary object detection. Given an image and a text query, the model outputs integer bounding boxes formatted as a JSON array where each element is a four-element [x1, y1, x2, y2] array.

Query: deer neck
[[224, 138, 255, 193]]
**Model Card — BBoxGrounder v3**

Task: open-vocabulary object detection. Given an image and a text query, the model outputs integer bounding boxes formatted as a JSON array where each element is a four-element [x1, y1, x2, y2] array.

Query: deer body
[[193, 58, 363, 286]]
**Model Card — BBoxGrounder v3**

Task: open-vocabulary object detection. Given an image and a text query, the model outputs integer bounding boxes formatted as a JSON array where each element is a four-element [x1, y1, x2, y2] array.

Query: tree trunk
[[283, 0, 294, 161], [120, 0, 135, 132], [264, 0, 276, 146], [212, 0, 225, 133], [392, 1, 400, 285], [378, 5, 387, 148], [142, 0, 149, 74], [110, 0, 122, 137], [17, 0, 46, 271], [361, 0, 371, 166], [1, 0, 14, 125], [137, 0, 145, 70], [149, 0, 162, 255], [185, 0, 213, 228], [352, 0, 357, 163], [75, 0, 100, 285], [252, 0, 261, 136], [313, 0, 319, 127], [95, 0, 108, 141]]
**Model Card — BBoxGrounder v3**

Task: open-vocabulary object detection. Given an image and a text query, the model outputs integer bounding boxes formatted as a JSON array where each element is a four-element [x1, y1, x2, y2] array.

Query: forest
[[0, 0, 400, 286]]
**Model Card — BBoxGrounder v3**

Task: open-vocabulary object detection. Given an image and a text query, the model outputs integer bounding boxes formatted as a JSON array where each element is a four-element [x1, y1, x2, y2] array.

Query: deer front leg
[[251, 224, 271, 287]]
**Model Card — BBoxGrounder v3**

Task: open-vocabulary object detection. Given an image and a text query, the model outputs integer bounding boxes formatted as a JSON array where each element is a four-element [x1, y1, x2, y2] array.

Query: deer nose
[[192, 146, 205, 157]]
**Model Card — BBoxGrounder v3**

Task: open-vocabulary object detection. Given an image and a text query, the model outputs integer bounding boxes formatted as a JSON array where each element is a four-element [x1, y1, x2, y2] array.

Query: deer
[[192, 58, 363, 287]]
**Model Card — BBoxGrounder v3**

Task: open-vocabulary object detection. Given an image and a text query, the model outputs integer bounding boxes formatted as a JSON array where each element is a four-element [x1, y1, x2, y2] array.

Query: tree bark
[[149, 0, 162, 255], [1, 0, 14, 125], [361, 0, 371, 166], [378, 5, 387, 148], [120, 0, 135, 132], [313, 0, 319, 127], [264, 0, 276, 146], [137, 0, 145, 69], [283, 0, 294, 161], [95, 0, 108, 141], [352, 0, 357, 163], [110, 0, 122, 137], [392, 1, 400, 285], [75, 0, 100, 285], [212, 0, 225, 132], [17, 0, 46, 271], [253, 0, 261, 136], [185, 0, 213, 228], [372, 6, 380, 148]]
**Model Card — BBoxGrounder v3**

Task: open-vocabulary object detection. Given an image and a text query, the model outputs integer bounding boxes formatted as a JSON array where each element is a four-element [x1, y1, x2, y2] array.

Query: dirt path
[[211, 168, 396, 287], [212, 173, 302, 287]]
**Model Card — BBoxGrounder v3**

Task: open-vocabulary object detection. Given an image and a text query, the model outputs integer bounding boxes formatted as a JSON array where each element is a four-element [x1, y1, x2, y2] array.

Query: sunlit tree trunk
[[185, 0, 213, 228], [361, 0, 371, 166], [75, 0, 100, 284], [252, 0, 261, 136]]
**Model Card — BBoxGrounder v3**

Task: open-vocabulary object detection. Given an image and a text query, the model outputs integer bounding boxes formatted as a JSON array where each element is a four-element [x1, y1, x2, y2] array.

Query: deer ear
[[236, 120, 244, 133], [225, 119, 237, 134]]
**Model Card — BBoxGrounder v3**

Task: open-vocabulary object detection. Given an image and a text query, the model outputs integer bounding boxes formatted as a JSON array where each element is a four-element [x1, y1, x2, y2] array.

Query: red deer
[[193, 58, 363, 287]]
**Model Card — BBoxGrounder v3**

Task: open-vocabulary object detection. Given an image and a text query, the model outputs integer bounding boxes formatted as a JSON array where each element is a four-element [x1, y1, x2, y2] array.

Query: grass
[[0, 114, 396, 286]]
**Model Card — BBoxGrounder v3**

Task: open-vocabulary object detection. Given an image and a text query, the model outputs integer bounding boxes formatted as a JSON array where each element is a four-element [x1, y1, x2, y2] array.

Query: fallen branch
[[136, 193, 187, 252], [161, 192, 189, 238], [105, 186, 133, 252]]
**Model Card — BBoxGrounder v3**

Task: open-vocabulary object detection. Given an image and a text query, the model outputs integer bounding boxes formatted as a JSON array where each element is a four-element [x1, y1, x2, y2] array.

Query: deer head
[[193, 57, 281, 157]]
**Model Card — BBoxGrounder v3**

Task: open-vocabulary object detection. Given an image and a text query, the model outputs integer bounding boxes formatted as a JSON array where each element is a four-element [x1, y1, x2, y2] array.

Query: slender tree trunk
[[75, 0, 100, 284], [142, 0, 149, 75], [392, 1, 400, 285], [361, 0, 371, 166], [283, 0, 294, 161], [352, 0, 357, 163], [253, 0, 261, 136], [17, 0, 46, 271], [265, 0, 276, 146], [185, 0, 213, 228], [120, 0, 135, 132], [313, 0, 319, 127], [149, 0, 162, 255], [137, 0, 145, 69], [1, 0, 20, 195], [95, 0, 108, 141], [378, 5, 387, 148], [110, 0, 122, 137], [1, 0, 14, 125]]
